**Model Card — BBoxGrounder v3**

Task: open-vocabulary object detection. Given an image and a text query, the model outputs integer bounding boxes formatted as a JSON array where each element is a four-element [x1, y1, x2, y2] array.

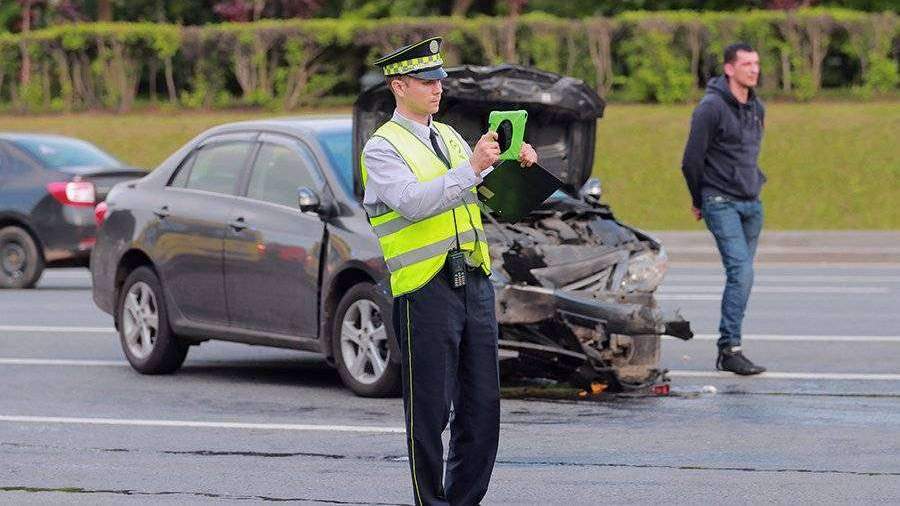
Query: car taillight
[[47, 181, 96, 207], [94, 201, 109, 226]]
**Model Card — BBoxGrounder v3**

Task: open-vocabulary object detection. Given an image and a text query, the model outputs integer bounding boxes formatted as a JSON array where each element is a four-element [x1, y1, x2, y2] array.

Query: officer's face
[[393, 76, 443, 116], [724, 50, 760, 89]]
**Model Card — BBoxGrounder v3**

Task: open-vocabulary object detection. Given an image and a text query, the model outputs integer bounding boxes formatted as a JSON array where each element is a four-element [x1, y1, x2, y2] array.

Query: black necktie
[[429, 129, 451, 169]]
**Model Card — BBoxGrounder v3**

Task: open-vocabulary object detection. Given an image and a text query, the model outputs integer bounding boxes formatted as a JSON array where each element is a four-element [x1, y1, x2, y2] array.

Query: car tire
[[332, 282, 401, 397], [117, 266, 188, 374], [0, 225, 45, 289]]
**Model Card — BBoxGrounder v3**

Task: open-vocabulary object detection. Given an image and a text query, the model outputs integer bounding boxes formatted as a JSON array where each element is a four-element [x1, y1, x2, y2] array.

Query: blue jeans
[[702, 195, 763, 350]]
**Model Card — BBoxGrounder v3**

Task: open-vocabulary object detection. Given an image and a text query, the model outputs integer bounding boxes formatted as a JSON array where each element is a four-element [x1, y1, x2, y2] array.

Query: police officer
[[361, 37, 538, 505]]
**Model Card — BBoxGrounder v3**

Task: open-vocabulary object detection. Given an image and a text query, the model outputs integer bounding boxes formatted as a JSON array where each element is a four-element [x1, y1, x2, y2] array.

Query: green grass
[[0, 107, 349, 170], [1, 101, 897, 229], [596, 101, 900, 230]]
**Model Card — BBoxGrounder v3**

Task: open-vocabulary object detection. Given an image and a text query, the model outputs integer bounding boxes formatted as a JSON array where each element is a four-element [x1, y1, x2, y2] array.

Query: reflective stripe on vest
[[360, 120, 491, 296], [371, 191, 479, 238]]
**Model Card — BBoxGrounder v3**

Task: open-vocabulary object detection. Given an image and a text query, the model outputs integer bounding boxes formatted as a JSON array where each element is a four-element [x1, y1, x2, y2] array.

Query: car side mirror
[[297, 187, 321, 213], [579, 177, 602, 204]]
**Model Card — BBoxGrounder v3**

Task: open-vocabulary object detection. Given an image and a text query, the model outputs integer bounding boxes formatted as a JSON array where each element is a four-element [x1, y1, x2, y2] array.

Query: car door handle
[[229, 217, 248, 231], [153, 205, 170, 218]]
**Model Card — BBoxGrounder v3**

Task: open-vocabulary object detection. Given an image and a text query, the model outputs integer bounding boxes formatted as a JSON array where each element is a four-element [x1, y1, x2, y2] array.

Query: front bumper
[[496, 284, 691, 337], [495, 284, 692, 391]]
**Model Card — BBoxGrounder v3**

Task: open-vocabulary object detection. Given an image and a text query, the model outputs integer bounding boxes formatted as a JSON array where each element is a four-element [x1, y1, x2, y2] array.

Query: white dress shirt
[[362, 109, 480, 221]]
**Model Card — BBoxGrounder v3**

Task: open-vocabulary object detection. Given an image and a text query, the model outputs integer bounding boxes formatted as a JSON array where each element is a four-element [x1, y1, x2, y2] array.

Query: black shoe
[[717, 346, 766, 375]]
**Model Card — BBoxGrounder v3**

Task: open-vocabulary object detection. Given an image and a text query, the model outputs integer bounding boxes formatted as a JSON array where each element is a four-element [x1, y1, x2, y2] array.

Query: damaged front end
[[487, 194, 692, 392], [355, 64, 693, 393]]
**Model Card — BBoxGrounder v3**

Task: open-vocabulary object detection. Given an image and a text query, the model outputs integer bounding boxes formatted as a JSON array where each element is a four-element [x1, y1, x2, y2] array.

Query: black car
[[91, 65, 691, 397], [0, 134, 145, 288]]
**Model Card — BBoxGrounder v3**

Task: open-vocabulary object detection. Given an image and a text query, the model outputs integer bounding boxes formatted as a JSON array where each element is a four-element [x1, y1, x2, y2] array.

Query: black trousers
[[393, 268, 500, 506]]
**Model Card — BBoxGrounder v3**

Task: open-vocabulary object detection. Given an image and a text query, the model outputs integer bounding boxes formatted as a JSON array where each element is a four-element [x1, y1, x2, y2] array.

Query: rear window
[[13, 137, 121, 170], [316, 130, 353, 195]]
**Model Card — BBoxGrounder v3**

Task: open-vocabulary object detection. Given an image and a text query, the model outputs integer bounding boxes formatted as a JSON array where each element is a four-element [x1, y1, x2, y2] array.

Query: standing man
[[361, 37, 538, 505], [681, 42, 767, 376]]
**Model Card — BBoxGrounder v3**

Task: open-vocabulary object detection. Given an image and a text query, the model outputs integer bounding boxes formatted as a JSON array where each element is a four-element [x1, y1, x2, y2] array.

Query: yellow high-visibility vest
[[360, 120, 491, 296]]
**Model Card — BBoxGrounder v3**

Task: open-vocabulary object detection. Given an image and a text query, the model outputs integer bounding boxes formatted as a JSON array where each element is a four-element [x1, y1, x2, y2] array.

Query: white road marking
[[666, 334, 900, 343], [0, 358, 126, 367], [0, 325, 114, 334], [41, 271, 91, 279], [665, 274, 900, 283], [670, 262, 900, 269], [669, 370, 900, 381], [0, 415, 404, 434], [657, 295, 725, 301], [670, 246, 900, 254], [657, 285, 889, 294]]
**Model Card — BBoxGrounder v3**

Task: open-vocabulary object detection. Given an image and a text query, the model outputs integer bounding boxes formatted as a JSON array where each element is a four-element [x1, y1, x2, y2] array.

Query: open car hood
[[353, 64, 605, 195]]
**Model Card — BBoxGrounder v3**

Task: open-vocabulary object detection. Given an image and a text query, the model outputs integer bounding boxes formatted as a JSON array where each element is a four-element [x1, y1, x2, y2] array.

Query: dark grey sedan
[[91, 118, 402, 396], [92, 65, 691, 398], [0, 133, 144, 288]]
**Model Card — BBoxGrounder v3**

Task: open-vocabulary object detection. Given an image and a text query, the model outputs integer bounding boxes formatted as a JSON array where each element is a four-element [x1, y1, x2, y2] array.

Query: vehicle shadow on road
[[176, 359, 346, 390], [7, 286, 89, 292]]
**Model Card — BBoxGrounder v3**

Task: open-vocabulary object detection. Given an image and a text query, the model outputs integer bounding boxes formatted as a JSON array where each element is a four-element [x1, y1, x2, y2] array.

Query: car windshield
[[316, 130, 353, 195], [13, 137, 121, 170]]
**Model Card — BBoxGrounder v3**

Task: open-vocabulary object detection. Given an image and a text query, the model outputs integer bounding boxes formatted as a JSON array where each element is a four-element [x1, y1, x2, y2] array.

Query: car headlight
[[619, 247, 668, 292]]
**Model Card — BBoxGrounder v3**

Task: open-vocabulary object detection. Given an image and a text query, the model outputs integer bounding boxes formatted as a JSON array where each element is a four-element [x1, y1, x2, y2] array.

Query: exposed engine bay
[[355, 64, 693, 392], [486, 194, 692, 391]]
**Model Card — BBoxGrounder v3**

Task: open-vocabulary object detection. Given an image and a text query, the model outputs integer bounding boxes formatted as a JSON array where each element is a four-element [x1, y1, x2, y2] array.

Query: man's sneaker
[[716, 346, 766, 375]]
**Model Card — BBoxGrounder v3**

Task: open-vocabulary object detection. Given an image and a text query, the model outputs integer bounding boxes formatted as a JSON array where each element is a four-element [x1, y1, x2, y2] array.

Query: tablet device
[[476, 160, 563, 222]]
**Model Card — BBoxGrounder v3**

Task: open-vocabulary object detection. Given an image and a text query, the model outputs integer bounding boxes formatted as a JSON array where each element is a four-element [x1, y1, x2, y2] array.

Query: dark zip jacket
[[681, 76, 766, 209]]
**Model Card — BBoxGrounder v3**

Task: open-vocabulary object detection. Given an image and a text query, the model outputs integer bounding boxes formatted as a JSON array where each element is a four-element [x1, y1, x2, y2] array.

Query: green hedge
[[0, 9, 897, 112]]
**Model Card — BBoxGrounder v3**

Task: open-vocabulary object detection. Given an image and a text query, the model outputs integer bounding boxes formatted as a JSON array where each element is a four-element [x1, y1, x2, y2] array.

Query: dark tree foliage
[[213, 0, 322, 22], [95, 0, 223, 24], [213, 0, 252, 22], [524, 0, 895, 17], [2, 0, 895, 32], [5, 0, 85, 32]]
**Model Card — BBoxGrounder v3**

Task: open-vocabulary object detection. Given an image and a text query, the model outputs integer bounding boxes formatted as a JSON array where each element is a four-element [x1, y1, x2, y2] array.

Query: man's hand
[[518, 143, 537, 167], [470, 131, 500, 174], [691, 206, 702, 221]]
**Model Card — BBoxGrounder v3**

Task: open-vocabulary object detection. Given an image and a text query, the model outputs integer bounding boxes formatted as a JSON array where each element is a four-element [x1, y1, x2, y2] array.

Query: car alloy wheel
[[332, 283, 400, 397], [1, 242, 26, 279], [121, 281, 160, 360], [0, 226, 44, 289], [340, 299, 391, 385], [117, 266, 188, 374]]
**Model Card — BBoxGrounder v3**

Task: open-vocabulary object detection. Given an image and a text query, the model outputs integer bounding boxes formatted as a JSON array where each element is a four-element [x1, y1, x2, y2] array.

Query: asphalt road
[[1, 265, 899, 505]]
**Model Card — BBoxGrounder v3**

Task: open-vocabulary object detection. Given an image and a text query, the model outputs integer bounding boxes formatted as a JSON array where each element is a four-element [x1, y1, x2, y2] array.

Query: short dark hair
[[724, 43, 755, 65], [386, 74, 408, 93]]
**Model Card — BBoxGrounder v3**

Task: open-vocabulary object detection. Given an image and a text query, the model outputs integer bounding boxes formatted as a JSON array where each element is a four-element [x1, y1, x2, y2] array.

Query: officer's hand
[[471, 131, 500, 174], [518, 143, 537, 167], [691, 206, 702, 221]]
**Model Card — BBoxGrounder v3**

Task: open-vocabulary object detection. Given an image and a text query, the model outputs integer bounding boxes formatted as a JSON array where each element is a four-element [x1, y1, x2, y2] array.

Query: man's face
[[392, 76, 443, 115], [725, 50, 760, 88]]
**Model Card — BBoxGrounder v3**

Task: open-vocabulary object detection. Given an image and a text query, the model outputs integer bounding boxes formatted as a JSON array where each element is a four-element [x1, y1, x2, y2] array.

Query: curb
[[649, 231, 900, 264]]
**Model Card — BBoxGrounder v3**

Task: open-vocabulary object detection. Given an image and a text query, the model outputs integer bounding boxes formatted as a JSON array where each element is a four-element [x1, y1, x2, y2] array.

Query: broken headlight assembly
[[619, 247, 668, 293]]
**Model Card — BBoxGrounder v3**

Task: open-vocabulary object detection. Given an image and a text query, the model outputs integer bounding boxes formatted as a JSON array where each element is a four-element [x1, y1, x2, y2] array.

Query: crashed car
[[356, 65, 692, 392], [90, 64, 690, 399]]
